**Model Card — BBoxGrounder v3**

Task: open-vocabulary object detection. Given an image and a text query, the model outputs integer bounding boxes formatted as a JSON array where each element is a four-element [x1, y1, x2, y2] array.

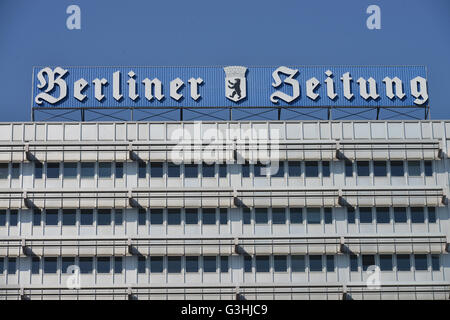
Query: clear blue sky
[[0, 0, 449, 121]]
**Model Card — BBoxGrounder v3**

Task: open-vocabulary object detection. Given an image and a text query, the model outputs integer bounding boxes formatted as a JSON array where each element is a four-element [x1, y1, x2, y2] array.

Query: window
[[305, 161, 318, 177], [8, 257, 16, 274], [114, 257, 123, 274], [168, 209, 181, 225], [347, 207, 356, 224], [291, 255, 305, 272], [288, 161, 301, 177], [390, 161, 404, 177], [414, 254, 427, 271], [32, 257, 40, 274], [150, 162, 163, 178], [373, 161, 387, 177], [411, 207, 424, 223], [62, 209, 76, 226], [376, 207, 390, 224], [431, 255, 440, 271], [244, 255, 252, 272], [362, 255, 375, 271], [272, 208, 286, 224], [322, 161, 330, 177], [274, 255, 287, 272], [290, 208, 303, 224], [428, 207, 436, 223], [350, 255, 358, 271], [220, 256, 229, 273], [47, 163, 60, 179], [63, 162, 77, 178], [356, 161, 369, 176], [185, 209, 198, 225], [138, 209, 147, 226], [185, 256, 199, 272], [138, 161, 146, 178], [150, 209, 163, 225], [309, 255, 322, 272], [62, 257, 75, 273], [168, 162, 180, 178], [345, 161, 353, 177], [380, 255, 393, 271], [80, 209, 93, 225], [80, 257, 93, 274], [272, 162, 284, 178], [34, 162, 43, 179], [202, 209, 216, 225], [0, 210, 5, 226], [394, 207, 407, 223], [203, 256, 216, 272], [168, 257, 181, 273], [98, 162, 112, 178], [33, 209, 41, 226], [255, 208, 268, 224], [397, 254, 411, 271], [0, 163, 8, 179], [9, 210, 18, 226], [243, 208, 251, 225], [97, 209, 111, 226], [326, 255, 334, 272], [424, 161, 432, 177], [359, 208, 372, 224], [219, 164, 227, 178], [115, 162, 124, 179], [137, 256, 146, 273], [324, 208, 332, 224], [202, 163, 215, 178], [219, 208, 228, 225], [11, 163, 20, 179], [150, 256, 163, 273], [408, 161, 421, 176], [255, 256, 270, 272], [254, 162, 265, 178], [97, 257, 111, 273], [242, 162, 250, 178], [114, 210, 123, 225], [307, 208, 320, 224], [0, 257, 3, 274], [81, 162, 95, 178], [45, 209, 58, 226], [184, 164, 198, 178], [44, 257, 57, 273]]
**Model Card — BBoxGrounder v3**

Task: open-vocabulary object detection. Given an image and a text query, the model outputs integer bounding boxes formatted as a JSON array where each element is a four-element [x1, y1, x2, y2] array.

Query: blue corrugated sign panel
[[32, 66, 428, 108]]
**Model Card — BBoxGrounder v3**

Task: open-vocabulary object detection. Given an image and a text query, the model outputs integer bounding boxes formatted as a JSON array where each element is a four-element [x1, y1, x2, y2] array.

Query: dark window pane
[[62, 257, 75, 273], [47, 163, 60, 179], [168, 209, 181, 225], [274, 255, 287, 272], [357, 161, 369, 176], [220, 256, 229, 273], [424, 161, 432, 177], [11, 163, 20, 179], [97, 209, 111, 226], [202, 209, 216, 225], [219, 164, 227, 178], [309, 255, 322, 272], [244, 255, 252, 272], [307, 208, 320, 224], [44, 257, 57, 273], [408, 161, 421, 176], [80, 257, 93, 274], [168, 162, 180, 178], [203, 256, 216, 272], [322, 161, 330, 177], [185, 256, 199, 272], [150, 209, 163, 225], [138, 209, 147, 226], [115, 163, 123, 179], [350, 255, 358, 271], [291, 255, 305, 272], [137, 256, 146, 273], [290, 208, 303, 224], [0, 210, 5, 226], [45, 209, 58, 226], [33, 209, 41, 226], [362, 255, 375, 271], [380, 255, 393, 271], [397, 254, 411, 271], [150, 162, 163, 178], [255, 256, 270, 272], [32, 257, 40, 274], [376, 207, 390, 224], [62, 209, 76, 226], [359, 208, 372, 224], [394, 207, 407, 223], [255, 208, 268, 224], [0, 163, 8, 179], [9, 210, 18, 226], [114, 257, 123, 274], [219, 208, 227, 225], [0, 258, 4, 273], [326, 255, 334, 272], [98, 162, 112, 178], [150, 256, 163, 273], [81, 162, 95, 178], [272, 208, 286, 224], [185, 209, 198, 225], [168, 257, 181, 273], [288, 161, 301, 177], [428, 207, 436, 223], [391, 161, 404, 177], [431, 255, 440, 271], [115, 210, 123, 225], [272, 162, 284, 178], [8, 258, 16, 274], [345, 161, 353, 177], [184, 164, 198, 178], [411, 207, 424, 223], [34, 162, 43, 179], [243, 208, 251, 225], [97, 257, 111, 273], [138, 162, 147, 178], [305, 161, 318, 177], [324, 208, 332, 224], [348, 207, 356, 224], [374, 161, 387, 177], [202, 163, 215, 178], [242, 162, 250, 178], [63, 162, 77, 178], [80, 209, 93, 225], [254, 163, 265, 177], [414, 254, 427, 271]]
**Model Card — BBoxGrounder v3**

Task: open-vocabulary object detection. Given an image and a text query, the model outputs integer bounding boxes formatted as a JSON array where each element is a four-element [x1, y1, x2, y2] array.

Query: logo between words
[[224, 66, 247, 102]]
